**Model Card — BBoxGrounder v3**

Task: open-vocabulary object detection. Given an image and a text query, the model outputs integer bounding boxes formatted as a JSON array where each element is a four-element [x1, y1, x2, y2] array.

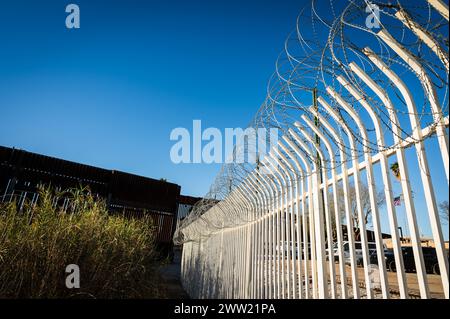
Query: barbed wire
[[174, 0, 449, 245]]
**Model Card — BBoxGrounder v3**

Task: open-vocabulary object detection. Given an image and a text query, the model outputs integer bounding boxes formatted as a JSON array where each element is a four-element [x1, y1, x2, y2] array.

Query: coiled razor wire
[[174, 0, 449, 245]]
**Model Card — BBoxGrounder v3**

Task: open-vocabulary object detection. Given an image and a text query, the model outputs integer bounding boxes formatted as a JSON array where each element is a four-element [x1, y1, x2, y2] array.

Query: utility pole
[[313, 88, 319, 143], [312, 88, 325, 210]]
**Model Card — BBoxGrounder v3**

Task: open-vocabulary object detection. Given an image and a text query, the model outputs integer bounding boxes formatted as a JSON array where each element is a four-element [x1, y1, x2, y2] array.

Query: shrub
[[0, 187, 166, 298]]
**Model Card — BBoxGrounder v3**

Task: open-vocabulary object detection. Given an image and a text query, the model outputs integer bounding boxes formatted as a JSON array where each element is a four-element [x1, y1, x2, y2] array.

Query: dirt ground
[[158, 249, 190, 299], [339, 264, 445, 299], [269, 260, 446, 299], [160, 254, 445, 299]]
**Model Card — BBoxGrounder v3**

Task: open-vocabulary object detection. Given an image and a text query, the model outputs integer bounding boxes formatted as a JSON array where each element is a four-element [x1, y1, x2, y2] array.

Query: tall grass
[[0, 187, 166, 298]]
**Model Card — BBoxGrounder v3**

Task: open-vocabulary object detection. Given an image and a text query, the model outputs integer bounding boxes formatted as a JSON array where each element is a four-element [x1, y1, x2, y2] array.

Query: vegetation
[[328, 182, 386, 240], [0, 187, 167, 298], [390, 162, 401, 181]]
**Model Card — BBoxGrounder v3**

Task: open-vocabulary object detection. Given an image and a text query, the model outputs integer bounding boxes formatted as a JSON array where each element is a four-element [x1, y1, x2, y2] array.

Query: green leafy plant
[[390, 162, 401, 181]]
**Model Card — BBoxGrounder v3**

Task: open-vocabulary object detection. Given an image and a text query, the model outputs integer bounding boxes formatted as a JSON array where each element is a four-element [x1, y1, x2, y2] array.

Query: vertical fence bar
[[319, 98, 362, 298]]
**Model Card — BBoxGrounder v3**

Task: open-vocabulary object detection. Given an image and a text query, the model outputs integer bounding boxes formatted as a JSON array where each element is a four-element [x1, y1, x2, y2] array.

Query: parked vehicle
[[332, 241, 379, 266], [275, 242, 311, 259], [369, 246, 446, 274]]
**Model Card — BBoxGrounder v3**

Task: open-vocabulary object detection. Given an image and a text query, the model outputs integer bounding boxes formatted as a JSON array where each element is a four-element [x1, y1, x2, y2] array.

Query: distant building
[[176, 194, 203, 228], [340, 224, 392, 242], [384, 237, 450, 250]]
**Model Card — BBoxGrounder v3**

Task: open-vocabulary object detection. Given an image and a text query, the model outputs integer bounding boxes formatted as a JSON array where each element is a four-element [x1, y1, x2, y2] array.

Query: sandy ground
[[338, 264, 444, 299], [158, 249, 190, 299], [160, 253, 445, 299], [269, 260, 446, 299]]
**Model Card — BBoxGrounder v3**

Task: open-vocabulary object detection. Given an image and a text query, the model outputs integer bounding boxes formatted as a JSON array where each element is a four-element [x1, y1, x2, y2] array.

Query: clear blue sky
[[0, 0, 448, 241], [0, 0, 304, 197]]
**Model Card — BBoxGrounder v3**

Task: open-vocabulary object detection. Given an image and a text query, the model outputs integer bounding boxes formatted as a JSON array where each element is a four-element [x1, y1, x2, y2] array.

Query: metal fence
[[176, 0, 449, 299], [0, 145, 181, 247]]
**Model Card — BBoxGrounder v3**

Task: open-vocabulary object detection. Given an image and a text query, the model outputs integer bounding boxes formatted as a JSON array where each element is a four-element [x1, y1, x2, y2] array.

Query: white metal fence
[[176, 0, 449, 299]]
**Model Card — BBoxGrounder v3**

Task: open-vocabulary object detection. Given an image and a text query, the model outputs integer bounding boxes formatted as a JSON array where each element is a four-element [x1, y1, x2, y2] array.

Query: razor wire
[[174, 0, 449, 245]]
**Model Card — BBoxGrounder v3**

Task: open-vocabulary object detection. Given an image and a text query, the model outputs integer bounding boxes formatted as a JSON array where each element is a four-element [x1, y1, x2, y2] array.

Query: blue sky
[[0, 0, 448, 240], [0, 0, 305, 197]]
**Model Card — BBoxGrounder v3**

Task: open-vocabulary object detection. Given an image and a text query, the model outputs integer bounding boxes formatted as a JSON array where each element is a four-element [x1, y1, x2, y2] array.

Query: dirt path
[[158, 249, 190, 299]]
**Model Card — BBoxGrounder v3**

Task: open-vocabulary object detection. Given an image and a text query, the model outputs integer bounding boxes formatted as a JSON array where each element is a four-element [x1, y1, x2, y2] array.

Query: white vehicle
[[275, 242, 311, 259], [333, 241, 380, 265]]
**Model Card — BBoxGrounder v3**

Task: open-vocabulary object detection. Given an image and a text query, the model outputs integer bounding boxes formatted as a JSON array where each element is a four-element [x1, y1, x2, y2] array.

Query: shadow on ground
[[158, 248, 190, 299]]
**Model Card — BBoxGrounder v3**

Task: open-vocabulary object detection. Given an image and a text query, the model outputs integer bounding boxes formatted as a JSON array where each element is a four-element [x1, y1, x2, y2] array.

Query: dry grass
[[0, 187, 167, 298]]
